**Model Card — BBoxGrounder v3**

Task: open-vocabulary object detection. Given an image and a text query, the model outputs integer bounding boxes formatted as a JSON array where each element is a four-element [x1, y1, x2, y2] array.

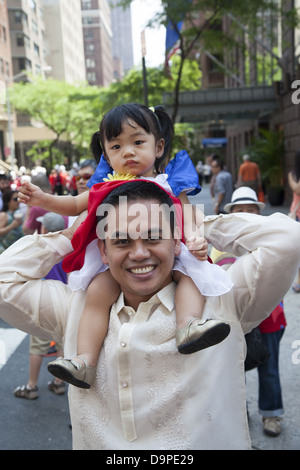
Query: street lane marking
[[0, 328, 27, 370]]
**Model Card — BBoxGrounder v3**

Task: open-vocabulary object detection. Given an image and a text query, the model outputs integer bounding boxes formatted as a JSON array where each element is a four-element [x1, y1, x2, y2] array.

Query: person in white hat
[[213, 186, 286, 439], [224, 186, 265, 214]]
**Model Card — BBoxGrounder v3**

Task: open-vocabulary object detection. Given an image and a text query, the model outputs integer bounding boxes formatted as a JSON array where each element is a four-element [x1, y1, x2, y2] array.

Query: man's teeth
[[130, 266, 154, 274]]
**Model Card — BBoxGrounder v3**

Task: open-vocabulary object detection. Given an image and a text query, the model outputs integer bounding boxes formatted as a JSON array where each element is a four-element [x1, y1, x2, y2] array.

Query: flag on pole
[[165, 20, 183, 67]]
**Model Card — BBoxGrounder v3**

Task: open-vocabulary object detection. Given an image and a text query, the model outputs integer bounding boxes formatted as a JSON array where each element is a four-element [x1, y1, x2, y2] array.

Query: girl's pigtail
[[90, 131, 103, 164], [153, 105, 174, 173]]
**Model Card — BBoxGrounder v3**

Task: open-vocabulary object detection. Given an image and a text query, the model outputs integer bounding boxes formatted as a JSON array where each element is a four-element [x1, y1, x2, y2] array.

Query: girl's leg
[[173, 271, 205, 328], [76, 270, 120, 366], [173, 271, 230, 354], [47, 270, 120, 388]]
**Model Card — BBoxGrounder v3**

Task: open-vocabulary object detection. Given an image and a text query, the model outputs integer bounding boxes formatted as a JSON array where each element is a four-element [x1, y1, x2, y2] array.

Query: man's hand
[[185, 236, 208, 261], [61, 210, 88, 241]]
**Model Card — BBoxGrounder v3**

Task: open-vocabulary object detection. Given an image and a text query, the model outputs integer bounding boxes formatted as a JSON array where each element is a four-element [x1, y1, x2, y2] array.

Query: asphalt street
[[0, 183, 299, 450], [0, 326, 72, 450]]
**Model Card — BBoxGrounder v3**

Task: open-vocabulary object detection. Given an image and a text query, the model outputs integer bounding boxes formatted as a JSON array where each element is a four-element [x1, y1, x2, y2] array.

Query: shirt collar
[[115, 281, 176, 316]]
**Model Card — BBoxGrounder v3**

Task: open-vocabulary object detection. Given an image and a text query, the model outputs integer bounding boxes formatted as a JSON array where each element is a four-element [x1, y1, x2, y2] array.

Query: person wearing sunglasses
[[0, 189, 24, 254], [75, 160, 97, 196], [67, 160, 97, 228]]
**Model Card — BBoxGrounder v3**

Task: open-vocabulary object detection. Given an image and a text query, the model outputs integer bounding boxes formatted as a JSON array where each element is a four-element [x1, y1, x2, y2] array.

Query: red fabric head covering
[[62, 179, 184, 273]]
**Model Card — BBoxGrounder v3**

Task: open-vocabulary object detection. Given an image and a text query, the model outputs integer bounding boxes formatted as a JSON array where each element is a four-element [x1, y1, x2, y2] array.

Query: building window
[[16, 33, 30, 48], [86, 57, 95, 68], [32, 19, 38, 35], [18, 57, 32, 72], [82, 17, 93, 25], [2, 26, 6, 42], [82, 0, 92, 10], [14, 10, 28, 26], [34, 43, 40, 58], [14, 11, 22, 23], [83, 30, 94, 39], [87, 72, 96, 82]]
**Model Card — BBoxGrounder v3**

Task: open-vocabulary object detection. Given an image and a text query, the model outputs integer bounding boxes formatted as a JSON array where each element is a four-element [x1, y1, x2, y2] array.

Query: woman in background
[[0, 189, 24, 254]]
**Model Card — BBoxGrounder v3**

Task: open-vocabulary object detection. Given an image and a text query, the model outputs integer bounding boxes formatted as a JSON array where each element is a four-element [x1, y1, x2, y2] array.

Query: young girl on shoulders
[[18, 103, 232, 389]]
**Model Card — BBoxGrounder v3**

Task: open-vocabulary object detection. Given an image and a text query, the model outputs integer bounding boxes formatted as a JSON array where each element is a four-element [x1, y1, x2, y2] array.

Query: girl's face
[[103, 120, 164, 178]]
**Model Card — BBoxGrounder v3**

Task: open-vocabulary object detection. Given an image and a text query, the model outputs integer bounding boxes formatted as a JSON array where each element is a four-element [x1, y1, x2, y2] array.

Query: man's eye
[[117, 239, 129, 245], [148, 235, 162, 241]]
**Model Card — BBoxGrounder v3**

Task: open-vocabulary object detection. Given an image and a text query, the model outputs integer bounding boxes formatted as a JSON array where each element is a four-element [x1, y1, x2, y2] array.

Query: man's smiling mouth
[[129, 266, 155, 274]]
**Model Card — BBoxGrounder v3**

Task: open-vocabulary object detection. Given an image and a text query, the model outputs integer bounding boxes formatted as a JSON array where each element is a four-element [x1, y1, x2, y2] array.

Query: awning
[[202, 138, 227, 148]]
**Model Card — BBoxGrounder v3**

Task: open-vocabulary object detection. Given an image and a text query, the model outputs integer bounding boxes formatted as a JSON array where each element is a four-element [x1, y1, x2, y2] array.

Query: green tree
[[99, 55, 201, 111], [119, 0, 299, 122], [9, 76, 102, 169], [8, 59, 201, 169]]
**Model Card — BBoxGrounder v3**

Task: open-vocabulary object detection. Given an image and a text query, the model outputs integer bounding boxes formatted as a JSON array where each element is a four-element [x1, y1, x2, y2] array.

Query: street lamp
[[5, 66, 52, 171]]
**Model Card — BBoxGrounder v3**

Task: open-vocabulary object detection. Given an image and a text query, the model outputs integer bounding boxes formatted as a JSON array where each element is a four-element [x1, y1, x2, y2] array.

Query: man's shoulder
[[219, 170, 232, 181]]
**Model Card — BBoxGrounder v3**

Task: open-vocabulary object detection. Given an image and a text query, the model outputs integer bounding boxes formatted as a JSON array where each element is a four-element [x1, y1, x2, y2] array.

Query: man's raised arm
[[204, 212, 300, 332]]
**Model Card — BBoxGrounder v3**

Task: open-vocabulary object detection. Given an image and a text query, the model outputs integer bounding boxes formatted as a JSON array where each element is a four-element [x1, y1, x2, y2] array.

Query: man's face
[[211, 162, 220, 174], [231, 204, 259, 214], [76, 166, 94, 194], [98, 199, 181, 309]]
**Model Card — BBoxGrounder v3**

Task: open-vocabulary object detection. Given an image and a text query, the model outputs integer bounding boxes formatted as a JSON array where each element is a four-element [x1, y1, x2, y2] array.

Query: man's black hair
[[97, 180, 177, 238]]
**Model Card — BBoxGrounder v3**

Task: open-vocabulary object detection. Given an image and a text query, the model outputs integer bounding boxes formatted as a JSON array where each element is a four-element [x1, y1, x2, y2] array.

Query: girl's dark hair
[[292, 149, 300, 182], [90, 132, 101, 164], [2, 190, 17, 212], [93, 103, 174, 174]]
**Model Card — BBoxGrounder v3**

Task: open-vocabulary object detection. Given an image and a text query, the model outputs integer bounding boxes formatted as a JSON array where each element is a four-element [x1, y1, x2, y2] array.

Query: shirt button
[[120, 341, 126, 347], [122, 381, 128, 388]]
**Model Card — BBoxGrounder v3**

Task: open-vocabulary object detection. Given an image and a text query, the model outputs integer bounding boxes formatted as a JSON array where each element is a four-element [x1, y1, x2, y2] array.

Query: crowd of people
[[0, 103, 299, 450], [195, 152, 263, 215], [0, 160, 97, 400]]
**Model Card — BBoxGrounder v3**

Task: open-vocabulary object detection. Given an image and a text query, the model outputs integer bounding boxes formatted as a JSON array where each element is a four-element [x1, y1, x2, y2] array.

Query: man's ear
[[97, 239, 108, 264]]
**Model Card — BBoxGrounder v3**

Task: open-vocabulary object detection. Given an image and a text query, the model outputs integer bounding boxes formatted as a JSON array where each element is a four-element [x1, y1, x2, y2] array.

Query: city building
[[43, 0, 86, 83], [164, 3, 300, 202], [0, 0, 13, 170], [81, 0, 113, 87], [110, 0, 133, 79], [2, 0, 49, 169], [7, 0, 46, 78]]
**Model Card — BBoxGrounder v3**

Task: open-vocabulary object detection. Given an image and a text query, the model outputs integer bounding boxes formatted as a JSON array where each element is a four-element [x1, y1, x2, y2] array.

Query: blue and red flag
[[165, 20, 183, 67]]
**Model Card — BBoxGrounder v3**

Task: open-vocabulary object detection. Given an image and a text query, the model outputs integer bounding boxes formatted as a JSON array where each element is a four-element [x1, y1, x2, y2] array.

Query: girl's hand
[[185, 236, 208, 261], [17, 181, 45, 206]]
